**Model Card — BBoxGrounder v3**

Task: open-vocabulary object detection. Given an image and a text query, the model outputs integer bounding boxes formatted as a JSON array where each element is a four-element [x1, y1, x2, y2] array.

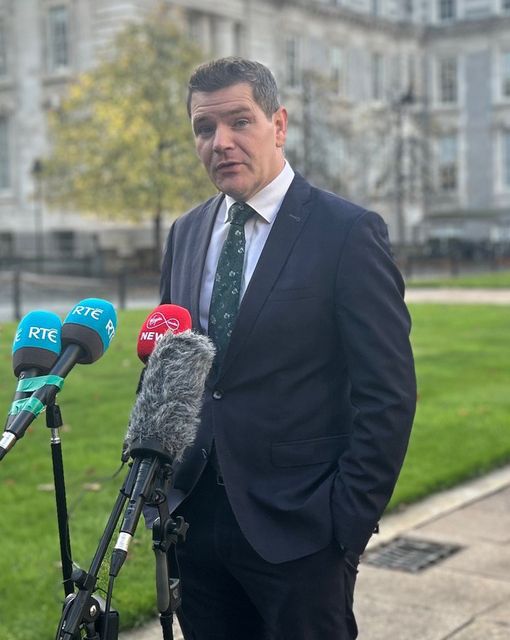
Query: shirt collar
[[223, 161, 295, 224]]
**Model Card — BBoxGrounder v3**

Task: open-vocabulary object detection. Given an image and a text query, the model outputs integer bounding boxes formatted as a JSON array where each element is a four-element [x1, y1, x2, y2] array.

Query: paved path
[[405, 287, 510, 304], [120, 465, 510, 639], [2, 285, 510, 323]]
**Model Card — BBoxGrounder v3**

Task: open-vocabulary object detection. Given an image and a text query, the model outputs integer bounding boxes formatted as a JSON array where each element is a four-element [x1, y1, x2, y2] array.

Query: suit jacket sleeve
[[331, 210, 416, 554]]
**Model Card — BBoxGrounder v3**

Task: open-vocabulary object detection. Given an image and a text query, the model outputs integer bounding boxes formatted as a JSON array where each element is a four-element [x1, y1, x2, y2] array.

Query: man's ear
[[273, 107, 288, 148]]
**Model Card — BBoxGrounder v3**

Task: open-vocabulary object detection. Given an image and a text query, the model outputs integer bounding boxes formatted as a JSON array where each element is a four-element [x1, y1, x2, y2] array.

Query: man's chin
[[214, 177, 250, 201]]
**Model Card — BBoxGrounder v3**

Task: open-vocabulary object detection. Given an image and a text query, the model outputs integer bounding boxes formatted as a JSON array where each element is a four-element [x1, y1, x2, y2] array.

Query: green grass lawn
[[1, 304, 510, 639], [407, 269, 510, 288]]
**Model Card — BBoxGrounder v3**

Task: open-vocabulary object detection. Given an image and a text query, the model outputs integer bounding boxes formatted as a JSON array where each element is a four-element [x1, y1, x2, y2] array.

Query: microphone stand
[[46, 399, 74, 598], [54, 460, 140, 639], [54, 450, 188, 640], [108, 444, 188, 640], [150, 465, 188, 640]]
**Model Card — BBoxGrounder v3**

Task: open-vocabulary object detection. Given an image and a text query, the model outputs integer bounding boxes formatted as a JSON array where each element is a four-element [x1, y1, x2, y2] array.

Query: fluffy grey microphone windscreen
[[125, 329, 215, 462]]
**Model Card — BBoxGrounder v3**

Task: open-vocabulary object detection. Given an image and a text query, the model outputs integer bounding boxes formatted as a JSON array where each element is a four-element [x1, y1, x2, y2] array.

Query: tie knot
[[228, 202, 254, 227]]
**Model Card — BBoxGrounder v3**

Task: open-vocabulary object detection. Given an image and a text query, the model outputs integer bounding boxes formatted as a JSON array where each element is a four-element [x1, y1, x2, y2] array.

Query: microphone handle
[[5, 367, 39, 430], [110, 455, 161, 577], [0, 344, 83, 459]]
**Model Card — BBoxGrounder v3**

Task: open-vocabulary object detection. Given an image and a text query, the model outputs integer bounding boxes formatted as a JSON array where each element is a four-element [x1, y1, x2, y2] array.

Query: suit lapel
[[219, 174, 313, 377], [188, 193, 225, 331]]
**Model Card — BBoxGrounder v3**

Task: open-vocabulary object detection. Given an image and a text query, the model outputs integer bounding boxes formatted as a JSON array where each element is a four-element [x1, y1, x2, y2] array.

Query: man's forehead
[[190, 83, 257, 118]]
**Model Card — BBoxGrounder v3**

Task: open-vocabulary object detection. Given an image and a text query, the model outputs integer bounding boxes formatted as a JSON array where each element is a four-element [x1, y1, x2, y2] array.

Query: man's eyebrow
[[193, 107, 252, 123], [224, 107, 252, 117]]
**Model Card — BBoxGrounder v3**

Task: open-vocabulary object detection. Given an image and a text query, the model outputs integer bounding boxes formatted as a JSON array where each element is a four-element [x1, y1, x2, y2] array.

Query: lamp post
[[394, 89, 414, 245], [31, 158, 44, 270]]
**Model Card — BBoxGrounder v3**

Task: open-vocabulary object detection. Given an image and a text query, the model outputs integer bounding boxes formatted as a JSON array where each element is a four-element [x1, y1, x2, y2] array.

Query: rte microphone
[[6, 310, 62, 430], [0, 298, 117, 461], [110, 321, 215, 577]]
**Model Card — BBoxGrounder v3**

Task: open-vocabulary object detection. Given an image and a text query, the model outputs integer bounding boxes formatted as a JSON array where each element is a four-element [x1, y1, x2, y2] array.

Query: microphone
[[120, 304, 194, 459], [136, 304, 192, 363], [61, 297, 117, 364], [6, 310, 62, 429], [110, 321, 215, 577], [0, 298, 117, 461]]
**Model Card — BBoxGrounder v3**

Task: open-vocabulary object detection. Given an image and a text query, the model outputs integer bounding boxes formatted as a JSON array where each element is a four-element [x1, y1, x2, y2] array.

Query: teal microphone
[[0, 298, 117, 460], [62, 297, 117, 364], [12, 309, 62, 376], [6, 310, 63, 430]]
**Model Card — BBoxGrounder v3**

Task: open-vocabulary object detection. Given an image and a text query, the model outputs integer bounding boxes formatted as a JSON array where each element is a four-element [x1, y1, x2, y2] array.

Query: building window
[[439, 0, 456, 20], [503, 0, 510, 13], [48, 5, 69, 71], [327, 133, 347, 188], [501, 52, 510, 98], [402, 0, 413, 19], [330, 46, 345, 95], [371, 52, 384, 100], [438, 135, 457, 192], [234, 22, 244, 56], [438, 57, 457, 104], [502, 131, 510, 187], [0, 232, 13, 259], [0, 18, 7, 76], [0, 116, 9, 189], [285, 36, 301, 88], [187, 10, 201, 43], [284, 124, 302, 168], [187, 10, 215, 54], [406, 54, 417, 95], [54, 231, 75, 257]]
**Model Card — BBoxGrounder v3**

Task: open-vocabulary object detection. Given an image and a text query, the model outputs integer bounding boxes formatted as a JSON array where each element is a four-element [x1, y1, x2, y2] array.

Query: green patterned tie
[[208, 202, 255, 368]]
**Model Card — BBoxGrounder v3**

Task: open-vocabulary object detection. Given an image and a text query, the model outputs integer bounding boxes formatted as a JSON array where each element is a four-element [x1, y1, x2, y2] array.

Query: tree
[[339, 95, 435, 244], [43, 5, 211, 269]]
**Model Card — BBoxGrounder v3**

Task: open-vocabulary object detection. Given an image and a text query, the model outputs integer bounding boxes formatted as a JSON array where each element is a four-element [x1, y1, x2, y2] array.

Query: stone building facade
[[1, 0, 510, 266]]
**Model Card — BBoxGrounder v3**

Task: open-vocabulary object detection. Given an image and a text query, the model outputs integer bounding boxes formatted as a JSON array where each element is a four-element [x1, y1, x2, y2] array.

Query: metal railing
[[0, 269, 159, 322]]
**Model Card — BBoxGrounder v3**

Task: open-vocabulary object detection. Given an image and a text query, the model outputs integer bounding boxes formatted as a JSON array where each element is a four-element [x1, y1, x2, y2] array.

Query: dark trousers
[[173, 463, 359, 640]]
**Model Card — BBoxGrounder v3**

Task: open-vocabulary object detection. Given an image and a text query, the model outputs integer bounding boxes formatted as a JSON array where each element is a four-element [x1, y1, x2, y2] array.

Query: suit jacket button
[[212, 389, 223, 400]]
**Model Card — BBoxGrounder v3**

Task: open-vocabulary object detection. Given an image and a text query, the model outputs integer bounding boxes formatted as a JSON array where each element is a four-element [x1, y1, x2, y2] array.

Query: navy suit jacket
[[158, 172, 416, 562]]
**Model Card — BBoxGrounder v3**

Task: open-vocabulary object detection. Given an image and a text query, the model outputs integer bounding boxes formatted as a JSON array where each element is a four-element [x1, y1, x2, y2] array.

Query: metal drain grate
[[364, 537, 463, 573]]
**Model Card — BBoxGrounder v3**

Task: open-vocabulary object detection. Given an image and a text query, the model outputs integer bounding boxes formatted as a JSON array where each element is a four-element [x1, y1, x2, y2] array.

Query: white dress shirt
[[199, 161, 295, 332]]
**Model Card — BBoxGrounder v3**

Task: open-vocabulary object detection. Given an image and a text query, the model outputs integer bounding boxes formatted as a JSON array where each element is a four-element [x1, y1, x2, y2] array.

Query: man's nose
[[213, 124, 234, 152]]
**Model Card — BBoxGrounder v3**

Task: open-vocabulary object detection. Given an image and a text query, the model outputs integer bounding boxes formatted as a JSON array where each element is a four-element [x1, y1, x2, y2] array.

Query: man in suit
[[159, 57, 416, 639]]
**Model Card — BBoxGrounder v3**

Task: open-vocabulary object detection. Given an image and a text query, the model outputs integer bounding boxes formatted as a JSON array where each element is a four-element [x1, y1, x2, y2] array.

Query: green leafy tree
[[43, 6, 211, 268]]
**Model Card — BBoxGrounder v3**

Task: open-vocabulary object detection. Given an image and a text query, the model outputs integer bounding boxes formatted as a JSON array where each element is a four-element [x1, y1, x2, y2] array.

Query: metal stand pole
[[152, 465, 189, 640], [46, 402, 74, 598]]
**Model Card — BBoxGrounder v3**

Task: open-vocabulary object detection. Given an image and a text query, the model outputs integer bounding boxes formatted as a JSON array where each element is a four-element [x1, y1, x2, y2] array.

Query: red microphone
[[136, 304, 192, 363]]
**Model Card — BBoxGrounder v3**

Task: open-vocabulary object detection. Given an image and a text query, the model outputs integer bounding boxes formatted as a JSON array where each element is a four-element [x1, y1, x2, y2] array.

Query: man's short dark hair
[[187, 57, 280, 119]]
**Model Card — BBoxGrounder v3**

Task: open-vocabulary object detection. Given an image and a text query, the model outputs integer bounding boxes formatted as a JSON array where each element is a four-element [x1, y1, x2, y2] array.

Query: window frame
[[0, 16, 7, 77], [46, 3, 70, 73], [437, 56, 458, 105], [438, 0, 456, 21], [285, 35, 302, 89], [0, 115, 11, 192], [437, 134, 458, 193]]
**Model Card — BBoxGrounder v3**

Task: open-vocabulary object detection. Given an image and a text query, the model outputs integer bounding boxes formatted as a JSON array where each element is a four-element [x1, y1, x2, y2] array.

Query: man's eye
[[234, 119, 250, 128], [196, 125, 214, 137]]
